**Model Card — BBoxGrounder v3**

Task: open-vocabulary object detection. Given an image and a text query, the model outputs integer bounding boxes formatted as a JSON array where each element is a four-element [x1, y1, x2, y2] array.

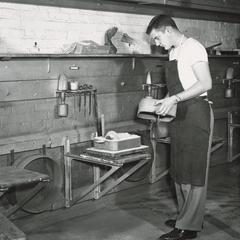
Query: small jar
[[70, 80, 79, 91]]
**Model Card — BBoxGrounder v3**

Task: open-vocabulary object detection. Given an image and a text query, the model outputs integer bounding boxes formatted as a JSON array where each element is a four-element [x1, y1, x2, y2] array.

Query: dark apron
[[165, 60, 212, 186]]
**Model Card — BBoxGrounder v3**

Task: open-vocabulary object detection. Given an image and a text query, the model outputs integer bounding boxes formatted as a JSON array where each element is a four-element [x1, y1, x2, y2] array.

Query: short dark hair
[[146, 14, 178, 35]]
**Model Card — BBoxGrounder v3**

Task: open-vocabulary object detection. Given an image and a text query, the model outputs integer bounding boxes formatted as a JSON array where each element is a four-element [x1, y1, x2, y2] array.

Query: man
[[146, 15, 213, 240]]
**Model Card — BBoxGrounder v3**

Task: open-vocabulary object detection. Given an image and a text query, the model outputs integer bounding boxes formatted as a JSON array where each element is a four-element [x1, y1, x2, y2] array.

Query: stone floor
[[15, 160, 240, 240]]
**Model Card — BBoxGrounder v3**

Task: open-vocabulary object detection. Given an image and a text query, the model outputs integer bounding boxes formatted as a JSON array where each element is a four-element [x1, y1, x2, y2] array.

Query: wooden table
[[64, 145, 151, 207]]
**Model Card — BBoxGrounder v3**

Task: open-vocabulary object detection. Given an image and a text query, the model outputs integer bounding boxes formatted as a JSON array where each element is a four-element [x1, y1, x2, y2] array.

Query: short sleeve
[[184, 39, 208, 66]]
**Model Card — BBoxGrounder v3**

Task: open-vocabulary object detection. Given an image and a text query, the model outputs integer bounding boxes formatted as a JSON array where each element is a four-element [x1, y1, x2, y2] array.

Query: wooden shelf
[[0, 53, 240, 60], [0, 53, 168, 60], [2, 0, 240, 23]]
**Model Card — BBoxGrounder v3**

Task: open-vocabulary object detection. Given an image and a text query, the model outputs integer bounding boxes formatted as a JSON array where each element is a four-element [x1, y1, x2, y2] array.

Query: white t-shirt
[[169, 38, 208, 96]]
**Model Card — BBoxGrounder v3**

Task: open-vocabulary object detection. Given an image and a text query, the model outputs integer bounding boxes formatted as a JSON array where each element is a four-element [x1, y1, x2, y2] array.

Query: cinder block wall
[[0, 2, 239, 54]]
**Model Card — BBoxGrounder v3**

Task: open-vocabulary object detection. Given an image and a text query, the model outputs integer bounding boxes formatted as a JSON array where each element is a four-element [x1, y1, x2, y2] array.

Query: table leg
[[64, 137, 71, 208], [93, 166, 101, 200]]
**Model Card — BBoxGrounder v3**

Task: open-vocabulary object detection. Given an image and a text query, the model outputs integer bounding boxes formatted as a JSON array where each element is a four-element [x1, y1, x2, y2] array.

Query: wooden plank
[[0, 54, 167, 59], [0, 90, 145, 139], [0, 167, 49, 190], [116, 0, 240, 13], [0, 79, 58, 101], [0, 212, 26, 240], [169, 0, 240, 12], [0, 75, 146, 101], [0, 57, 165, 101], [1, 57, 238, 102], [2, 0, 240, 22], [0, 120, 149, 155], [0, 57, 164, 81], [51, 58, 133, 78], [0, 59, 56, 81]]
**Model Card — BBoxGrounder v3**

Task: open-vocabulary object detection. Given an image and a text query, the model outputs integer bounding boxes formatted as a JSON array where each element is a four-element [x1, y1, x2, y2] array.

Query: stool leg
[[149, 122, 169, 183], [228, 125, 233, 162], [5, 182, 47, 218], [149, 136, 157, 183], [149, 122, 157, 183]]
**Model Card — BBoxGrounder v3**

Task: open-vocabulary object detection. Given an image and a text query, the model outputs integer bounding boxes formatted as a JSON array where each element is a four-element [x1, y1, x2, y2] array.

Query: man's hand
[[154, 96, 177, 116]]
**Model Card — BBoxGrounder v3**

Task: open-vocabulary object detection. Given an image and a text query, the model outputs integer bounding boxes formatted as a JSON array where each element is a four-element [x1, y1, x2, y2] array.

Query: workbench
[[64, 145, 151, 207]]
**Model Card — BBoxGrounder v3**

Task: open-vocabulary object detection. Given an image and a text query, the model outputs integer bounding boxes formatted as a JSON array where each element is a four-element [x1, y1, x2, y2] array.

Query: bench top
[[66, 152, 151, 167], [0, 166, 49, 191]]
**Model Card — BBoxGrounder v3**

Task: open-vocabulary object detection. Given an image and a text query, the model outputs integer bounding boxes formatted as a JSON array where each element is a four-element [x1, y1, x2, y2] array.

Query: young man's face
[[150, 27, 172, 50]]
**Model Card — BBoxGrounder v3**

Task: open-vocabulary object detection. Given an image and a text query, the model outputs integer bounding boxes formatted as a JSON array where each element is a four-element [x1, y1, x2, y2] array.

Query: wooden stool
[[0, 166, 49, 240], [150, 135, 225, 184]]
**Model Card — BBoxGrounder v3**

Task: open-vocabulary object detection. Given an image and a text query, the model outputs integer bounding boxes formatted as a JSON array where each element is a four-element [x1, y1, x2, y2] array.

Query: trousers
[[174, 107, 214, 231]]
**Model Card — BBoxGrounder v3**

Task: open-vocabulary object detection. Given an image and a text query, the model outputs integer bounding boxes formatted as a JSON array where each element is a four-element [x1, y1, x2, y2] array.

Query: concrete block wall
[[0, 2, 239, 54]]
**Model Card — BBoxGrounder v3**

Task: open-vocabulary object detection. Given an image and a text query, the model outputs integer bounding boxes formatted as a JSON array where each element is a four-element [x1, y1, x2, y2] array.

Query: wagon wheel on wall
[[13, 154, 63, 214]]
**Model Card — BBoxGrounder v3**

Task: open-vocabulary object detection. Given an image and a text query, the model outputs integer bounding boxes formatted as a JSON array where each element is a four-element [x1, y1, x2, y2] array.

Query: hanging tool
[[93, 89, 100, 135], [101, 114, 105, 136], [77, 83, 95, 115], [88, 85, 93, 115], [89, 91, 92, 115], [78, 84, 84, 113], [82, 84, 88, 117], [58, 91, 68, 117], [78, 94, 82, 112]]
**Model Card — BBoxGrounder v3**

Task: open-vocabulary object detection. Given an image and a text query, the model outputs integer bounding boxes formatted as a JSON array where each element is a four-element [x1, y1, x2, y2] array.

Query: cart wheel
[[13, 154, 63, 214]]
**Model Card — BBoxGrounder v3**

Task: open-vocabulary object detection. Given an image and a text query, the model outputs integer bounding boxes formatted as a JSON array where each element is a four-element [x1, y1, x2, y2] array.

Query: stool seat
[[0, 166, 50, 240], [154, 135, 224, 153], [0, 166, 49, 191]]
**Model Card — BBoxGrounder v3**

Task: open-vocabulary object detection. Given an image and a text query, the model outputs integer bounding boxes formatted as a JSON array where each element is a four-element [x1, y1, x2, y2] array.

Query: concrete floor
[[15, 160, 240, 240]]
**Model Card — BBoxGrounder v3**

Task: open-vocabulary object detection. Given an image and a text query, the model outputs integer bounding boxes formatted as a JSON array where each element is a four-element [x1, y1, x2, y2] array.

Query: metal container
[[94, 135, 141, 151], [58, 103, 68, 117]]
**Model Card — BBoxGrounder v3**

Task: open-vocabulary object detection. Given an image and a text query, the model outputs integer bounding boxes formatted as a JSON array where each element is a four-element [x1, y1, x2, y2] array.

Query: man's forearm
[[174, 81, 210, 103]]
